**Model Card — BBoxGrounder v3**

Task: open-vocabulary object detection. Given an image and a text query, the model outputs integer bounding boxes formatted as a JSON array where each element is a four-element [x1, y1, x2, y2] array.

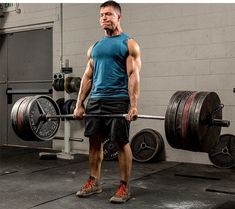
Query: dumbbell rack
[[39, 64, 81, 160], [56, 68, 81, 160]]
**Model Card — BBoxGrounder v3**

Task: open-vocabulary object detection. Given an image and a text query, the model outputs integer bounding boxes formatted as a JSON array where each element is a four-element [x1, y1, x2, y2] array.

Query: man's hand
[[127, 106, 138, 121], [73, 104, 85, 120]]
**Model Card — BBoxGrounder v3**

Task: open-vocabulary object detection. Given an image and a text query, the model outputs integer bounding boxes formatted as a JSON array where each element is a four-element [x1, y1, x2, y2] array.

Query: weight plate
[[11, 97, 29, 139], [64, 77, 73, 93], [25, 95, 61, 141], [103, 138, 118, 161], [69, 99, 77, 114], [151, 129, 164, 157], [165, 91, 185, 148], [62, 100, 70, 114], [52, 79, 64, 91], [180, 92, 198, 151], [175, 91, 195, 150], [70, 77, 81, 92], [165, 91, 192, 149], [17, 96, 34, 140], [59, 78, 65, 91], [56, 98, 65, 114], [130, 128, 164, 163], [187, 92, 203, 151], [22, 96, 37, 140], [62, 99, 74, 115], [52, 79, 59, 91], [208, 134, 235, 168], [189, 92, 222, 152]]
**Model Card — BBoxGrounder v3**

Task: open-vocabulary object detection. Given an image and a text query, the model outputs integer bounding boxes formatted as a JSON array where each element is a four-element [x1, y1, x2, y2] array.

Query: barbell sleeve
[[210, 119, 230, 127]]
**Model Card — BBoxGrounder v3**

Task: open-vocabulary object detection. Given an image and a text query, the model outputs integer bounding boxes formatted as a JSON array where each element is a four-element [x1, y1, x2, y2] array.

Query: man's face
[[99, 6, 120, 31]]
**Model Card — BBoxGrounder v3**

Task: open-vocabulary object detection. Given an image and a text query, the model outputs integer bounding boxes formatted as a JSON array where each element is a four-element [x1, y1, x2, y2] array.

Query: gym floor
[[0, 146, 234, 209]]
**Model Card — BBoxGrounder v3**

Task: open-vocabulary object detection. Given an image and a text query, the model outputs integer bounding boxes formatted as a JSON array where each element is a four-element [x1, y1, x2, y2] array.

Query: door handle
[[6, 88, 52, 104]]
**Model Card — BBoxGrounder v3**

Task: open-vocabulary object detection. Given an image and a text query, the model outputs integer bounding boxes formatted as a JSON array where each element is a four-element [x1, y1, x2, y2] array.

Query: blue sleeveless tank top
[[90, 32, 129, 98]]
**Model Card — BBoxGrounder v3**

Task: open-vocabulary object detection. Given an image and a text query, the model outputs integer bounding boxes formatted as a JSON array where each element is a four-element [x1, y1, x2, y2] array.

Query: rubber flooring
[[0, 145, 234, 209]]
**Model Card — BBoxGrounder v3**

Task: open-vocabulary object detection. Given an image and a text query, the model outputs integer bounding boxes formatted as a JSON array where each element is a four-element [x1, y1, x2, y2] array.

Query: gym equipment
[[52, 78, 64, 91], [64, 77, 81, 93], [208, 134, 235, 169], [103, 138, 118, 161], [130, 128, 164, 162], [11, 91, 230, 153], [165, 91, 228, 152]]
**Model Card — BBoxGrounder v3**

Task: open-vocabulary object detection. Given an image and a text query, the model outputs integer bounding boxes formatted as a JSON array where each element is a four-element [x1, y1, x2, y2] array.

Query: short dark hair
[[100, 1, 121, 15]]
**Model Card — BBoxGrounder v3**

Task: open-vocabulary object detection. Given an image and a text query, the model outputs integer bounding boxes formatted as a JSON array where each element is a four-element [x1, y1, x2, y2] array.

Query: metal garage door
[[0, 28, 53, 148]]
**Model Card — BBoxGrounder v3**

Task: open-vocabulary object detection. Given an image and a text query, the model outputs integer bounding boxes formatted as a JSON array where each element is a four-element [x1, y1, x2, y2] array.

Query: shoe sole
[[110, 196, 131, 203], [76, 189, 103, 198]]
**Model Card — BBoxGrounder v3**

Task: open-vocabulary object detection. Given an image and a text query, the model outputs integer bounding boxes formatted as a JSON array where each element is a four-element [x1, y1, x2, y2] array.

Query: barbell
[[11, 91, 230, 153]]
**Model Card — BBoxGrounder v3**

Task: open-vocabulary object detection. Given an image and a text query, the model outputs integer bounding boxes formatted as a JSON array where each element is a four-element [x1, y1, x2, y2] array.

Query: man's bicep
[[127, 40, 141, 75], [84, 58, 94, 79], [84, 45, 94, 78]]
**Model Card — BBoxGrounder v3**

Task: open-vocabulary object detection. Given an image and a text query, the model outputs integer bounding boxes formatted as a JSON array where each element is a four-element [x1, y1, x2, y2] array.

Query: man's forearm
[[128, 72, 140, 108], [76, 77, 92, 107]]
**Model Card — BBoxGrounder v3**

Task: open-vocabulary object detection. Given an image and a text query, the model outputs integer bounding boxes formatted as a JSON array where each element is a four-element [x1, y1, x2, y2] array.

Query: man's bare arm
[[74, 46, 94, 118], [126, 39, 141, 120]]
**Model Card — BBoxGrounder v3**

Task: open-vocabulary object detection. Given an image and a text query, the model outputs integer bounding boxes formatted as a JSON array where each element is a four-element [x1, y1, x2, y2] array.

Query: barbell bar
[[11, 91, 230, 153], [43, 114, 165, 120], [43, 114, 229, 127]]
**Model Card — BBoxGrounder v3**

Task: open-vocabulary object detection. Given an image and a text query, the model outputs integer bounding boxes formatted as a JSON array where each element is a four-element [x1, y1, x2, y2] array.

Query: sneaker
[[110, 181, 131, 203], [76, 176, 102, 197]]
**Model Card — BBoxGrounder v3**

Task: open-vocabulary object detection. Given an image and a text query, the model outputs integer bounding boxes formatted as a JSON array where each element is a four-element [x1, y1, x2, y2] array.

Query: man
[[73, 0, 141, 204]]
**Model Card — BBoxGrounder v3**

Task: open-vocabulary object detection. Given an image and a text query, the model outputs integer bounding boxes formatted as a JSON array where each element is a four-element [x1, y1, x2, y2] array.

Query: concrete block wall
[[1, 3, 235, 164]]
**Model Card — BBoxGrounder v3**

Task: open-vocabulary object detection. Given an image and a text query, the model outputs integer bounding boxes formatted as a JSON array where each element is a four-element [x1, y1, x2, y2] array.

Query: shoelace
[[83, 178, 95, 189], [115, 183, 128, 197]]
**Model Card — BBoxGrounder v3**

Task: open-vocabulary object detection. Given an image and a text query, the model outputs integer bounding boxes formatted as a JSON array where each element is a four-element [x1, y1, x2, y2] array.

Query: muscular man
[[74, 0, 141, 203]]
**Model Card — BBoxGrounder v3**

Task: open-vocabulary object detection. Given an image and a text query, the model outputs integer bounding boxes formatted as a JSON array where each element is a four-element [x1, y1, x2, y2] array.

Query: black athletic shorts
[[84, 97, 130, 143]]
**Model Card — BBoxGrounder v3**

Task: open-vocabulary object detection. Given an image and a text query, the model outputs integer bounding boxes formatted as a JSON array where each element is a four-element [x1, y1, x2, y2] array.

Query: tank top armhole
[[125, 37, 132, 57], [91, 41, 100, 58]]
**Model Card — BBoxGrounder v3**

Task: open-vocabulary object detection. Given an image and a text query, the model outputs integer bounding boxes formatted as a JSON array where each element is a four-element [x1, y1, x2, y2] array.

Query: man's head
[[100, 1, 121, 16], [99, 1, 122, 34]]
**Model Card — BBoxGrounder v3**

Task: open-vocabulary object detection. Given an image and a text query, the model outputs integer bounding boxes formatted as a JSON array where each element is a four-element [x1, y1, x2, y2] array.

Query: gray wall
[[1, 3, 235, 164]]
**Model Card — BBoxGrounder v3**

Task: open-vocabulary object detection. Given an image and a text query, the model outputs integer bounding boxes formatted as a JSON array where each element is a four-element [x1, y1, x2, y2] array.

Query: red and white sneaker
[[76, 176, 102, 197], [110, 181, 131, 203]]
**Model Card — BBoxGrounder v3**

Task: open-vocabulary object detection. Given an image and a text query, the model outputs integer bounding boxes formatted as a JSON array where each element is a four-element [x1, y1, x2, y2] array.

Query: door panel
[[0, 84, 7, 145], [0, 34, 7, 82], [0, 34, 7, 145], [7, 29, 52, 81]]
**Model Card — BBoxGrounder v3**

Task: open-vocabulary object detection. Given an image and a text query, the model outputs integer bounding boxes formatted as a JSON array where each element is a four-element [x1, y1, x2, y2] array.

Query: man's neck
[[104, 27, 123, 37]]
